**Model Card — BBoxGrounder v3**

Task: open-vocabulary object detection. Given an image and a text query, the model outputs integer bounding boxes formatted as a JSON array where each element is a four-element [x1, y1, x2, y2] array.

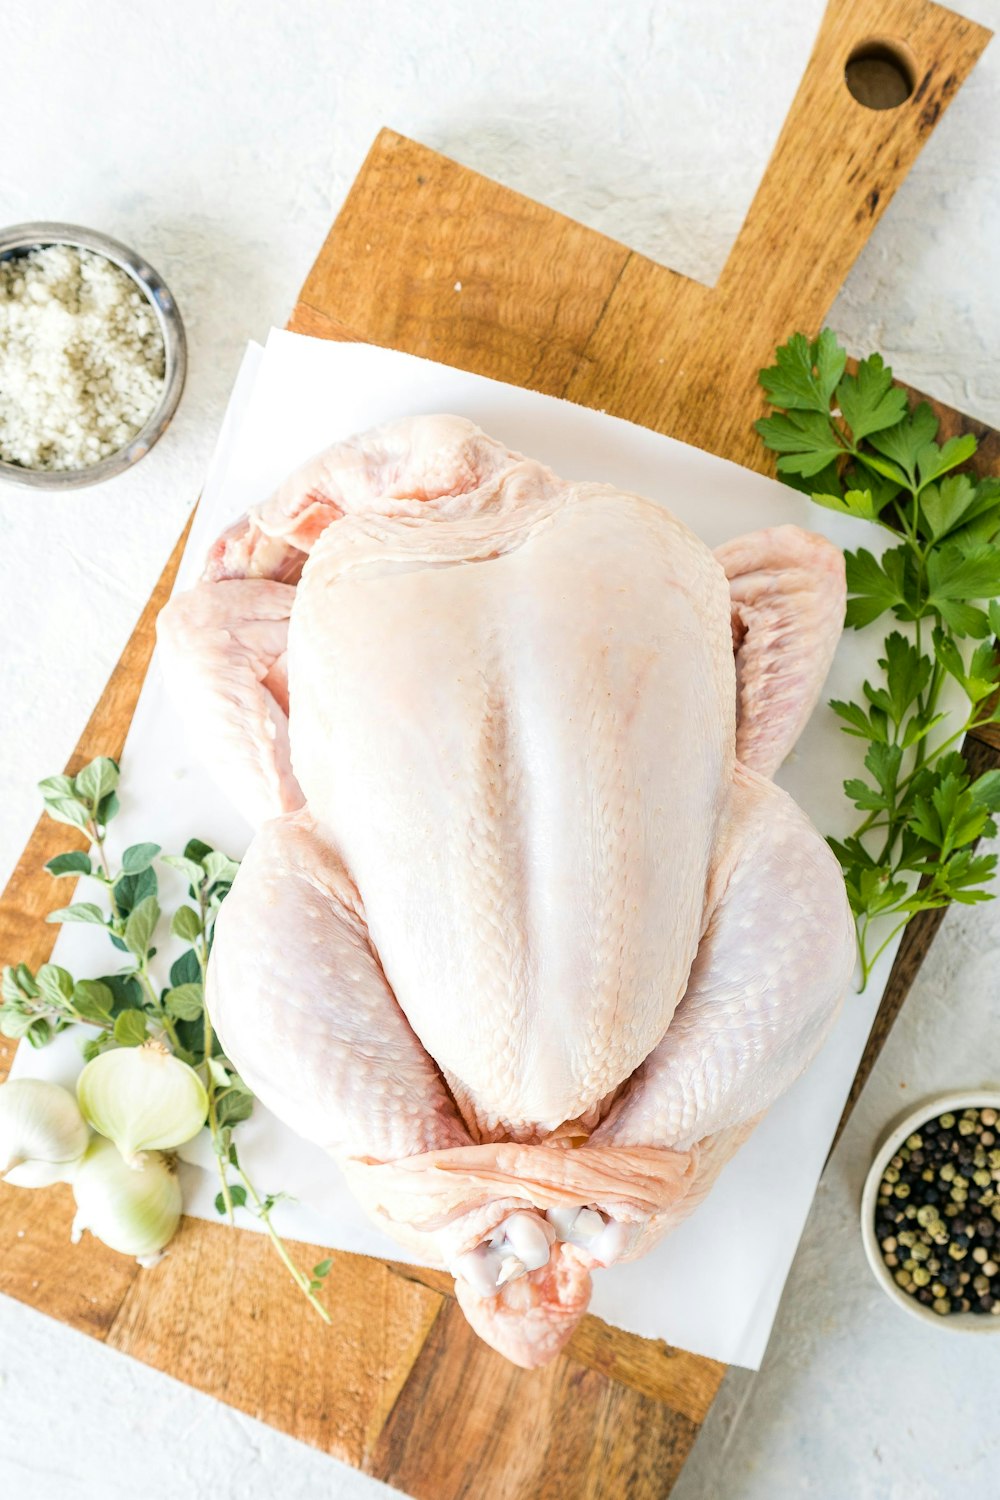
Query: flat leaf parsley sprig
[[755, 331, 1000, 986], [0, 757, 333, 1320]]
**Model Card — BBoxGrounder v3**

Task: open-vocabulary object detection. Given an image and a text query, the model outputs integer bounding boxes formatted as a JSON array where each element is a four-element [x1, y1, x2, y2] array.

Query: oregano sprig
[[756, 331, 1000, 985], [0, 757, 333, 1321]]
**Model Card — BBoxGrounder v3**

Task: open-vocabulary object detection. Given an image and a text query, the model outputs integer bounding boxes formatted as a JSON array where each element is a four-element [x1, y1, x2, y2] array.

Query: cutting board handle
[[717, 0, 990, 341]]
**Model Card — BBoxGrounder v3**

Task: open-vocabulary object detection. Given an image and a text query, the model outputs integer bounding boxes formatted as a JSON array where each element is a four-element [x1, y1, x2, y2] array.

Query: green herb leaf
[[970, 771, 1000, 813], [312, 1258, 333, 1278], [45, 902, 106, 927], [0, 1010, 36, 1040], [113, 1009, 148, 1046], [121, 842, 161, 875], [44, 850, 93, 879], [757, 329, 846, 412], [171, 905, 203, 942], [98, 972, 145, 1017], [43, 797, 92, 832], [165, 982, 204, 1021], [214, 1184, 248, 1215], [926, 543, 1000, 613], [162, 854, 206, 889], [810, 487, 893, 524], [35, 964, 75, 1007], [169, 949, 201, 987], [124, 895, 160, 960], [215, 1085, 254, 1128], [73, 757, 120, 810], [113, 865, 158, 918], [920, 473, 978, 541], [835, 354, 908, 442], [202, 850, 240, 888], [96, 790, 120, 827], [867, 403, 939, 485], [38, 774, 77, 801], [843, 547, 907, 629], [916, 433, 978, 490], [207, 1057, 231, 1089], [753, 410, 845, 478], [71, 979, 115, 1023]]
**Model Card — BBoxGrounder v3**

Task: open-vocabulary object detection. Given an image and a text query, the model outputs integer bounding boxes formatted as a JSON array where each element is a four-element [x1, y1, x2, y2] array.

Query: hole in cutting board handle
[[845, 39, 916, 110]]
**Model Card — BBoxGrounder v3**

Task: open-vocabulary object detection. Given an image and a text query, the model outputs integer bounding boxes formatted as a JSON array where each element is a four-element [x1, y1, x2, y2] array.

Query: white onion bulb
[[77, 1042, 208, 1167], [71, 1136, 182, 1264], [0, 1078, 91, 1187]]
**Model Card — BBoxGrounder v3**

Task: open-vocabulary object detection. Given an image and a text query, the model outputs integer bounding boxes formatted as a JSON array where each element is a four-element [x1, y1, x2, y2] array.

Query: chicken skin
[[158, 416, 855, 1367]]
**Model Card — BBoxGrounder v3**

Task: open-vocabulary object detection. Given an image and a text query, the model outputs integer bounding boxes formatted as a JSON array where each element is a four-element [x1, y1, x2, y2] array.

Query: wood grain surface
[[1, 2, 995, 1496]]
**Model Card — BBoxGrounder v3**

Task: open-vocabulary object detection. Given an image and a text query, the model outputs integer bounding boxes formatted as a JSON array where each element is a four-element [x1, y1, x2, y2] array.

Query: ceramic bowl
[[861, 1090, 1000, 1333]]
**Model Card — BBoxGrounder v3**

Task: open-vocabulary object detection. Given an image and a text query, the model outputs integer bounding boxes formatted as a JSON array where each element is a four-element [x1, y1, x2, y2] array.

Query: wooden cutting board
[[2, 2, 997, 1496]]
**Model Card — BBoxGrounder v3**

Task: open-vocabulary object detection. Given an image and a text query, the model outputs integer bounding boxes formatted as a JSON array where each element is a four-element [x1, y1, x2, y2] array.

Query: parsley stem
[[860, 915, 912, 986]]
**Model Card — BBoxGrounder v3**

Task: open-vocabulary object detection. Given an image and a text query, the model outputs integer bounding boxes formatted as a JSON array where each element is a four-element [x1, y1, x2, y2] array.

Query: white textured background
[[1, 1, 998, 1496]]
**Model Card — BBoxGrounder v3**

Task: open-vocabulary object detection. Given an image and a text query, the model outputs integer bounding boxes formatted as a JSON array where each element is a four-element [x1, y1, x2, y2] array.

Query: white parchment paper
[[12, 329, 904, 1368]]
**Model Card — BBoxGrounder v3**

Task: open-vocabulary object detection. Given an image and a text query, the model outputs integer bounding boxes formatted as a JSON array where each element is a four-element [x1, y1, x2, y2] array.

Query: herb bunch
[[756, 330, 1000, 985], [1, 757, 333, 1318]]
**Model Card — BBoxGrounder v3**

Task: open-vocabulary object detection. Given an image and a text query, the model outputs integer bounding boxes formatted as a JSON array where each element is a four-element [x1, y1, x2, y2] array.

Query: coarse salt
[[0, 243, 166, 471]]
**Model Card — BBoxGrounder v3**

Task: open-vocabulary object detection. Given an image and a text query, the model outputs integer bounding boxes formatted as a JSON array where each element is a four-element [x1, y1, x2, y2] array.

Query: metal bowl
[[0, 221, 187, 490], [861, 1090, 1000, 1334]]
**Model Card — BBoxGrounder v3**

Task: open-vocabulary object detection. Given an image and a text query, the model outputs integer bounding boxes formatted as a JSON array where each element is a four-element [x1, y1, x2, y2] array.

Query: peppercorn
[[875, 1106, 1000, 1317], [981, 1109, 997, 1127]]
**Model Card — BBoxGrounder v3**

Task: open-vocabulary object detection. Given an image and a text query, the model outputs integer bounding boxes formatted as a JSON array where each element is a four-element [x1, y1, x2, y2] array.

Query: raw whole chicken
[[158, 415, 856, 1368]]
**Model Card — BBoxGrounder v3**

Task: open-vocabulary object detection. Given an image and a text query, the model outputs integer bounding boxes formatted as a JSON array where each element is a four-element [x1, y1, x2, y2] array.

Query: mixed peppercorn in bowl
[[862, 1093, 1000, 1331]]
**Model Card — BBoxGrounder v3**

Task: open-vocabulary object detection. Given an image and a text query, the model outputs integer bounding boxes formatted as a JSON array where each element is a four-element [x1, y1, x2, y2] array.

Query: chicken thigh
[[158, 416, 855, 1368]]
